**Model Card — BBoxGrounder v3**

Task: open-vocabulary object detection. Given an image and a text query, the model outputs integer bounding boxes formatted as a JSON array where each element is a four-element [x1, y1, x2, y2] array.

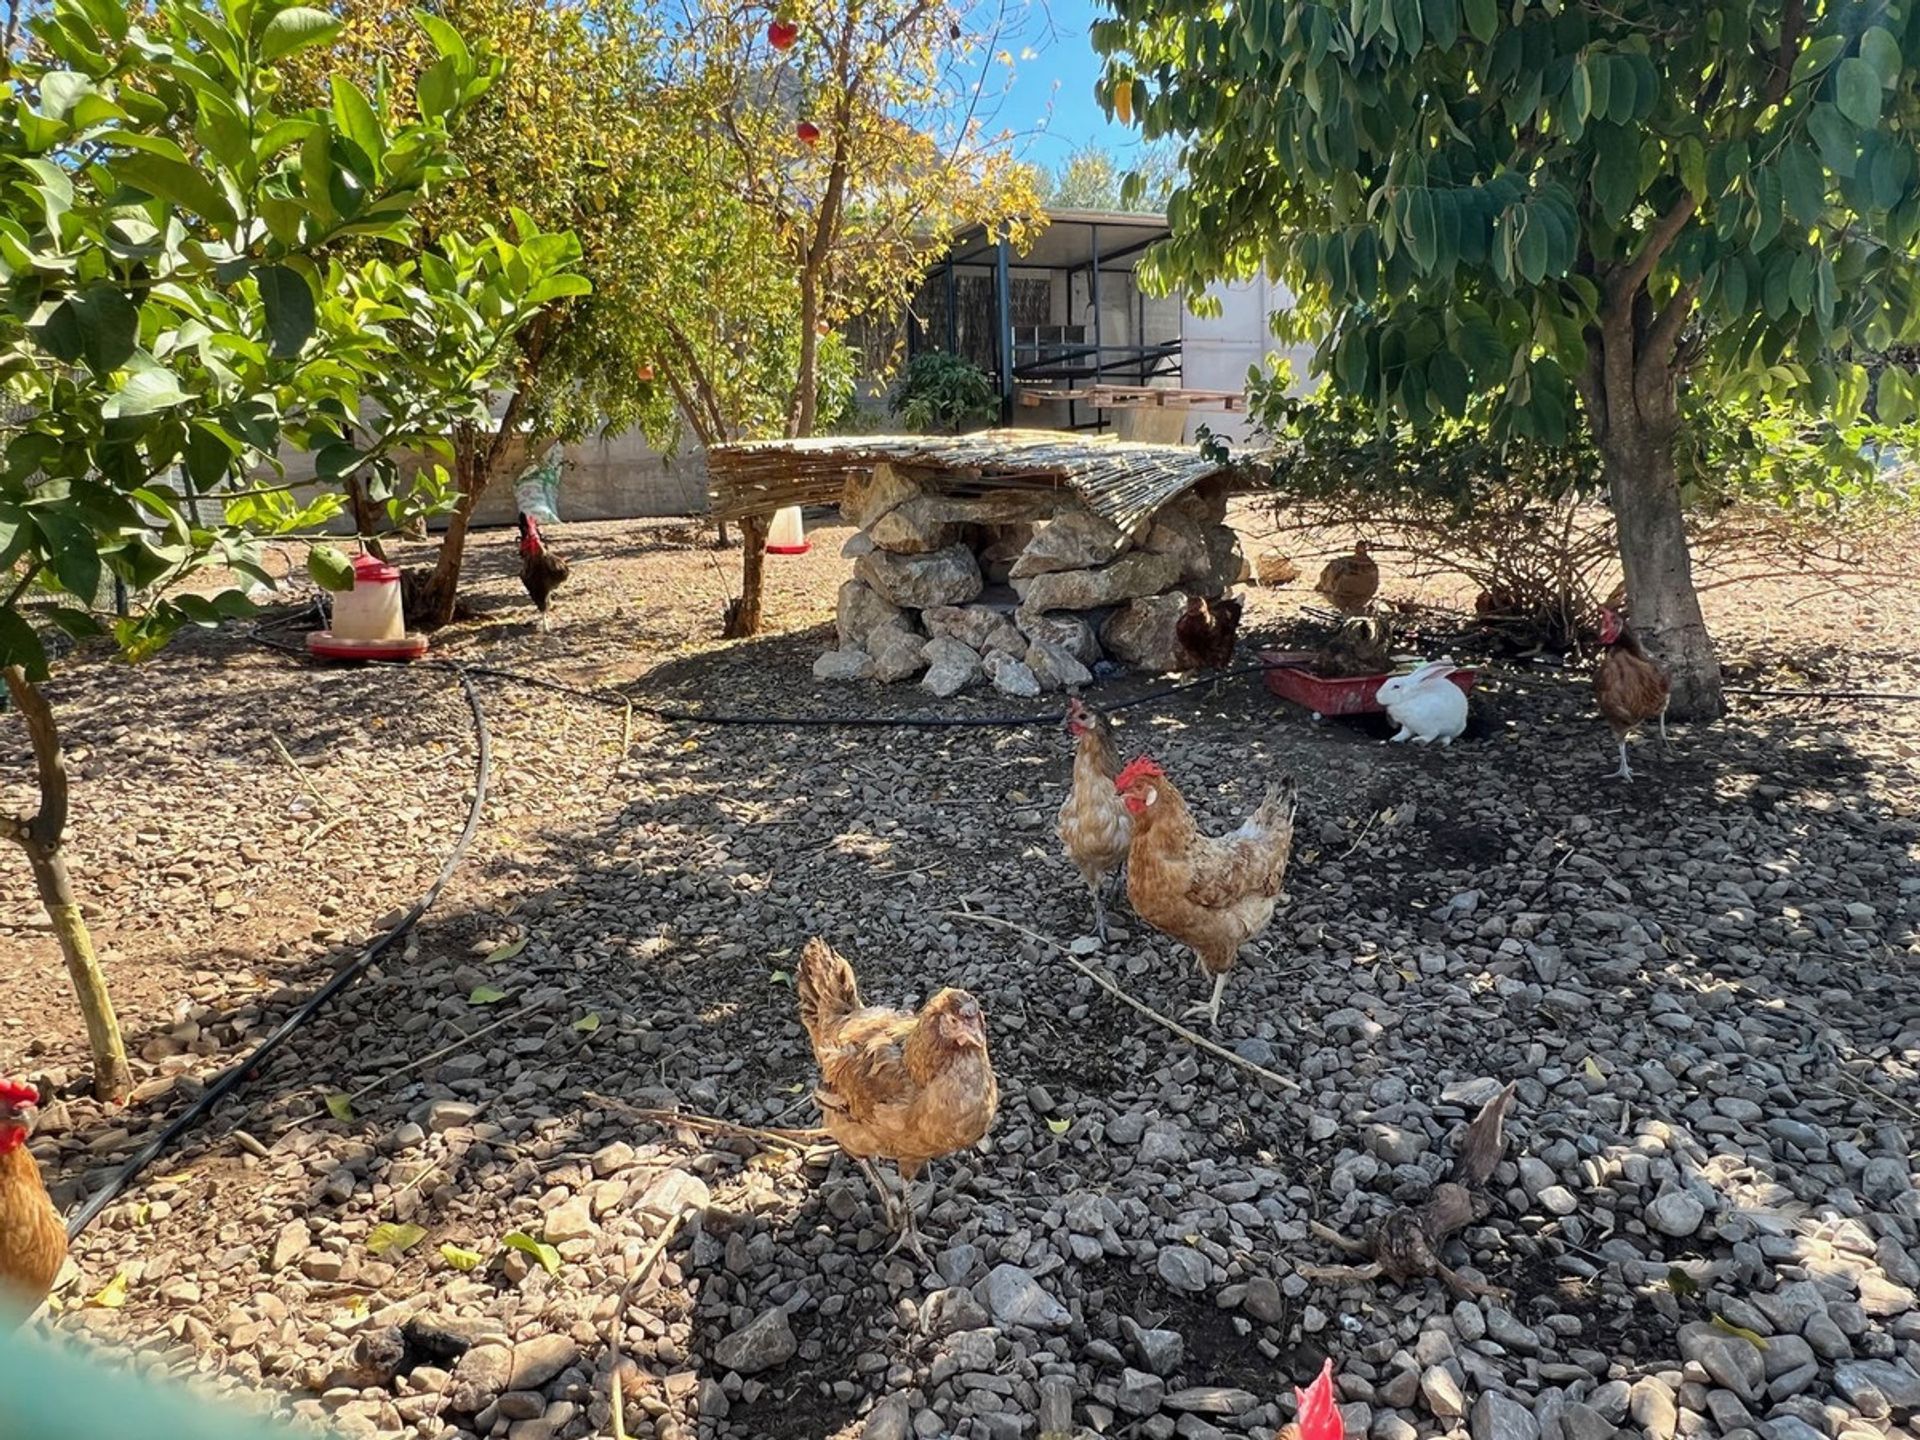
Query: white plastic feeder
[[331, 553, 406, 641], [766, 505, 809, 555]]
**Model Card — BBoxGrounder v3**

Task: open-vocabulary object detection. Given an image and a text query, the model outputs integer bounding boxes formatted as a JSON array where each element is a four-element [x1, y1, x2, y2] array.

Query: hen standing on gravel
[[795, 938, 998, 1259], [1057, 696, 1131, 940], [1593, 607, 1670, 779], [0, 1080, 64, 1318]]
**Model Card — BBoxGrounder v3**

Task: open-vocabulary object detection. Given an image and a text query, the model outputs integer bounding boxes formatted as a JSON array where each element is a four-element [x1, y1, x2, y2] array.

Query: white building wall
[[1178, 273, 1315, 443]]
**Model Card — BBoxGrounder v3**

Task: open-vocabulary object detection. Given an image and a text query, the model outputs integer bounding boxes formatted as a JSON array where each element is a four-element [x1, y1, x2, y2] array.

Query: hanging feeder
[[766, 505, 810, 555], [309, 553, 428, 662]]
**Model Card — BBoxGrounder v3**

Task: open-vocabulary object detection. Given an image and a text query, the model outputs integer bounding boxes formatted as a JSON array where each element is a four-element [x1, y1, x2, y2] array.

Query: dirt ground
[[1, 505, 1916, 1440]]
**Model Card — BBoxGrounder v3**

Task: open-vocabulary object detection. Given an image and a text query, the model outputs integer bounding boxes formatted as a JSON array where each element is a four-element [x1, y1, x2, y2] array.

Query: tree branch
[[1609, 193, 1698, 308], [1762, 0, 1807, 109], [2, 665, 69, 852], [1642, 279, 1702, 377]]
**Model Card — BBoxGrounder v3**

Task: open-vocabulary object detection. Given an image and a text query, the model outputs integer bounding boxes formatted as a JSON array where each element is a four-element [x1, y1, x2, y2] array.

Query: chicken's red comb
[[0, 1079, 39, 1107], [1114, 756, 1164, 791], [1295, 1358, 1343, 1440]]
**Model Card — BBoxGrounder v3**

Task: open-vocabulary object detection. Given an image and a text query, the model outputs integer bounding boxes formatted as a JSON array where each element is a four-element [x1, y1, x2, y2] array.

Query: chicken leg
[[1611, 737, 1633, 781], [1089, 881, 1109, 943], [856, 1157, 930, 1262], [1183, 970, 1229, 1030]]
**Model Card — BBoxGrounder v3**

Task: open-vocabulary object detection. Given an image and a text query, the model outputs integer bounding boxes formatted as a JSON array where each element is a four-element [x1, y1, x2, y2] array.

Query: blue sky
[[982, 0, 1136, 171]]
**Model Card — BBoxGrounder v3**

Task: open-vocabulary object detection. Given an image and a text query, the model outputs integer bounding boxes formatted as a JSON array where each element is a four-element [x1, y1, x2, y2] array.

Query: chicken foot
[[1089, 881, 1109, 943], [1182, 970, 1229, 1030], [856, 1157, 931, 1263]]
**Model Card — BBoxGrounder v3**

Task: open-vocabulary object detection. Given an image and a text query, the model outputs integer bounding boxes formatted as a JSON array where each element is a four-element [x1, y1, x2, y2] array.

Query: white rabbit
[[1375, 658, 1468, 745]]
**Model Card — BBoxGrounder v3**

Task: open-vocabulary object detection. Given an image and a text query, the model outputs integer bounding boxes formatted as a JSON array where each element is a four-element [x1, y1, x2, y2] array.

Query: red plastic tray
[[1259, 650, 1475, 717], [307, 631, 430, 663]]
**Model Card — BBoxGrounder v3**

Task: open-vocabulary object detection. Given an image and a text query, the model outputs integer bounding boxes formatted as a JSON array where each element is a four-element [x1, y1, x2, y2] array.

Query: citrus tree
[[1095, 0, 1920, 718], [1, 0, 582, 1099]]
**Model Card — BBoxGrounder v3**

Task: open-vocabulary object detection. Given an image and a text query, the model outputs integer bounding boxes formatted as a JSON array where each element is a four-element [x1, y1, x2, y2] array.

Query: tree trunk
[[723, 513, 768, 638], [2, 667, 130, 1103], [411, 393, 530, 630], [1580, 286, 1725, 723]]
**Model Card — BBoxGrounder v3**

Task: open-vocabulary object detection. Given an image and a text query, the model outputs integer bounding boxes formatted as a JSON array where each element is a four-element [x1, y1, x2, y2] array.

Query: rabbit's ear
[[1406, 659, 1456, 687]]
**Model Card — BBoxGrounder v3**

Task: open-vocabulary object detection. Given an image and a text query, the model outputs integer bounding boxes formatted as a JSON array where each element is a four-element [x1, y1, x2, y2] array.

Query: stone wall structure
[[813, 464, 1242, 696]]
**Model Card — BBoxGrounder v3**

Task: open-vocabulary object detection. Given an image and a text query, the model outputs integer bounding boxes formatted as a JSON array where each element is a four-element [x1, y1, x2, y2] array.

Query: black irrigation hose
[[64, 666, 492, 1244]]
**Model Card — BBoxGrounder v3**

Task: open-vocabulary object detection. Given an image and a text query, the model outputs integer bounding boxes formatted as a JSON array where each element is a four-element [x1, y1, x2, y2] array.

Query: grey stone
[[835, 579, 910, 650], [1017, 551, 1180, 613], [868, 498, 961, 554], [923, 1287, 991, 1336], [857, 543, 983, 609], [924, 604, 1024, 656], [1646, 1190, 1707, 1238], [712, 1308, 796, 1376], [637, 1170, 710, 1220], [1242, 1277, 1285, 1325], [271, 1220, 311, 1272], [841, 462, 923, 530], [1801, 1309, 1852, 1359], [541, 1197, 593, 1243], [1628, 1377, 1677, 1440], [1015, 608, 1101, 664], [1469, 1391, 1539, 1440], [1164, 1387, 1256, 1416], [1199, 525, 1245, 596], [1678, 1322, 1764, 1402], [1366, 1124, 1426, 1166], [1138, 1122, 1187, 1165], [1009, 505, 1133, 576], [1833, 1360, 1920, 1410], [920, 636, 984, 698], [449, 1344, 513, 1413], [507, 1336, 578, 1391], [1558, 1402, 1614, 1440], [871, 627, 930, 683], [1764, 1335, 1815, 1380], [1027, 639, 1092, 692], [1155, 1245, 1210, 1294], [1142, 510, 1212, 587], [1858, 1274, 1915, 1317], [1421, 1366, 1466, 1419], [865, 1393, 912, 1440], [1124, 1321, 1185, 1377], [980, 1264, 1070, 1331], [1101, 592, 1192, 673], [982, 650, 1041, 698], [1115, 1368, 1166, 1417]]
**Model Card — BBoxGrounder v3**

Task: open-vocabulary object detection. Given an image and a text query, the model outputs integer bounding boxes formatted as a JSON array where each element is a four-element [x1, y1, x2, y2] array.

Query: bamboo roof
[[707, 429, 1233, 533]]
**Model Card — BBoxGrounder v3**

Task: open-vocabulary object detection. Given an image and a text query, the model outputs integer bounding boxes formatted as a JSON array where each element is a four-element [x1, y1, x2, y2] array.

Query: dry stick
[[587, 1092, 829, 1152], [274, 1006, 528, 1133], [941, 908, 1303, 1094], [610, 1205, 692, 1440], [268, 734, 338, 816]]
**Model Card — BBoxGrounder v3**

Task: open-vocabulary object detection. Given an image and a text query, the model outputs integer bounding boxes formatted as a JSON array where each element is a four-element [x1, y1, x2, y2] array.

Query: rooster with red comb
[[1114, 755, 1297, 1028], [0, 1079, 64, 1317]]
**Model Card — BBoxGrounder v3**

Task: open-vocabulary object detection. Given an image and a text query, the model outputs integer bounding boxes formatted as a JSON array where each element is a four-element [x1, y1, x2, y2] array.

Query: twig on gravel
[[610, 1204, 693, 1440], [940, 907, 1303, 1094], [274, 1006, 527, 1133], [268, 734, 338, 815], [586, 1092, 830, 1152]]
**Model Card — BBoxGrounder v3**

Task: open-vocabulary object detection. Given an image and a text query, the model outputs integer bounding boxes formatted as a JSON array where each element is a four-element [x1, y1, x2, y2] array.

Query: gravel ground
[[2, 510, 1918, 1440]]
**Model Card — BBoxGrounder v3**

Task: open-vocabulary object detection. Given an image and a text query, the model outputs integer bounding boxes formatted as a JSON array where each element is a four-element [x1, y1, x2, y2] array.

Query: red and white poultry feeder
[[766, 504, 810, 555], [308, 552, 428, 662]]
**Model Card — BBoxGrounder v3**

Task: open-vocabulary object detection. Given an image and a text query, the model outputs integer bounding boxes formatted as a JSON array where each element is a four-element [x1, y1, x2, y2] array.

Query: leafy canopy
[[1094, 0, 1920, 443], [0, 0, 585, 672]]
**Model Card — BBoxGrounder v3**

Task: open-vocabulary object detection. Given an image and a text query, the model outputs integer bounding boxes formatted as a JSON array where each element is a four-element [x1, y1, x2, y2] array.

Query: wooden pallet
[[1018, 384, 1245, 412]]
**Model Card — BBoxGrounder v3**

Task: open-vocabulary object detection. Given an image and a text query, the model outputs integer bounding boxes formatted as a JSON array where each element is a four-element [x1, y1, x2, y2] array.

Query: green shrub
[[888, 352, 997, 433]]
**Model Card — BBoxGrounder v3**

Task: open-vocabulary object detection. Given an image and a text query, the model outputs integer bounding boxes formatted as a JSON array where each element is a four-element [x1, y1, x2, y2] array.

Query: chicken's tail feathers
[[1255, 775, 1299, 833], [796, 936, 860, 1049]]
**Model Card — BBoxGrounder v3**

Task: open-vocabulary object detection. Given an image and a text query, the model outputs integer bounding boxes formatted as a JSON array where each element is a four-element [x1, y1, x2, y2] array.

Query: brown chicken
[[517, 513, 570, 631], [1057, 696, 1131, 940], [1594, 607, 1670, 780], [795, 938, 997, 1257], [1116, 758, 1297, 1028], [0, 1079, 64, 1318], [1315, 541, 1379, 614], [1175, 593, 1243, 672]]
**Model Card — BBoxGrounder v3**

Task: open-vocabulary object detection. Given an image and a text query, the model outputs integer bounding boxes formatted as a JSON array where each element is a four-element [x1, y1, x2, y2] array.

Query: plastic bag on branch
[[513, 443, 565, 523]]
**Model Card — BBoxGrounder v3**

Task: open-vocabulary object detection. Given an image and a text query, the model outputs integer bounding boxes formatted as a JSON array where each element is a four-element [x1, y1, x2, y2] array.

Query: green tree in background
[[0, 0, 579, 1097], [1095, 0, 1920, 718], [1038, 141, 1180, 213]]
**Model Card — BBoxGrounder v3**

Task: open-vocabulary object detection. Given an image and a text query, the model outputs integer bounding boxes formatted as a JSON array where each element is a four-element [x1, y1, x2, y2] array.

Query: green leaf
[[34, 512, 102, 601], [87, 1269, 131, 1309], [261, 6, 343, 61], [1807, 104, 1859, 178], [1859, 27, 1901, 87], [1777, 144, 1826, 226], [1045, 1116, 1070, 1135], [109, 151, 235, 226], [502, 1231, 562, 1274], [34, 286, 140, 373], [484, 936, 527, 963], [468, 984, 509, 1004], [0, 611, 49, 682], [325, 1093, 354, 1122], [256, 265, 316, 358], [1876, 367, 1913, 425], [47, 607, 104, 641], [572, 1013, 600, 1033], [1428, 351, 1470, 416], [329, 77, 386, 179], [366, 1222, 427, 1257], [1834, 57, 1881, 129], [306, 543, 356, 593], [440, 1243, 485, 1272], [101, 368, 190, 419], [1711, 1315, 1770, 1350], [38, 70, 94, 119]]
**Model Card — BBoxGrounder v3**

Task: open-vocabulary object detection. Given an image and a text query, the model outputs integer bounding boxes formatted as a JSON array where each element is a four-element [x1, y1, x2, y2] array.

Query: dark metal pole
[[1090, 223, 1104, 430], [995, 228, 1014, 425], [946, 258, 957, 356]]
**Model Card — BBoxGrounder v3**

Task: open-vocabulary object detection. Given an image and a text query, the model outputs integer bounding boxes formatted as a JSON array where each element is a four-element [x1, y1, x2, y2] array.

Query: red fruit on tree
[[637, 364, 655, 382], [768, 18, 798, 50], [796, 120, 821, 144]]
